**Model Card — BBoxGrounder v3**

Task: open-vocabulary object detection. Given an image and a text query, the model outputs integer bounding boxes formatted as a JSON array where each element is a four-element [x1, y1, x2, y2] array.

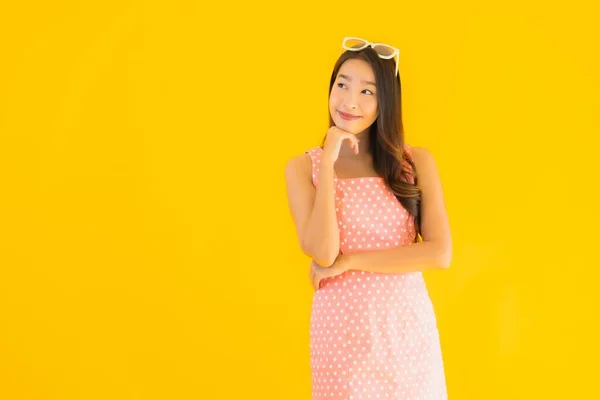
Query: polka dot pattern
[[304, 145, 448, 399]]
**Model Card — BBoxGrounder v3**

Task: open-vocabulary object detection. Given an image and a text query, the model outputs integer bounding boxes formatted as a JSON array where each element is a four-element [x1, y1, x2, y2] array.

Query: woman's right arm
[[284, 153, 340, 267]]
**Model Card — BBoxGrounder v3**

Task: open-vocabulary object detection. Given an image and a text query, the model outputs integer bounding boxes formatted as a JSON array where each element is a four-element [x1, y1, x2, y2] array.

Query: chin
[[345, 125, 363, 135], [335, 120, 361, 134]]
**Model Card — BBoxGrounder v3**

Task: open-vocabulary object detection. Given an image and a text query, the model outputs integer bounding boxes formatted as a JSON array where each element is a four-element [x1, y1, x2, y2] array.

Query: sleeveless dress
[[305, 143, 448, 400]]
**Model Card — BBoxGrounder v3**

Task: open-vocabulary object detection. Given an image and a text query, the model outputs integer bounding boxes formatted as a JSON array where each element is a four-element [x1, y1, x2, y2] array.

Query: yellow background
[[1, 1, 599, 399]]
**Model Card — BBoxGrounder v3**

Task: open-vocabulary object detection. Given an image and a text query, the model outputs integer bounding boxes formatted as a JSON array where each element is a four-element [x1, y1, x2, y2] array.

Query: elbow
[[436, 241, 453, 269], [316, 253, 338, 268], [301, 238, 338, 268], [307, 250, 338, 268]]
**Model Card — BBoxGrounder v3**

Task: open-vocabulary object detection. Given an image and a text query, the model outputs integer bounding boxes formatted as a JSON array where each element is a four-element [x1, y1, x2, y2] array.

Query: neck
[[338, 129, 371, 158]]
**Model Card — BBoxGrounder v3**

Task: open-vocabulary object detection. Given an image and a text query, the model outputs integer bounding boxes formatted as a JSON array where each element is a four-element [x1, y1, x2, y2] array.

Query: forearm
[[343, 240, 451, 274], [302, 158, 340, 267]]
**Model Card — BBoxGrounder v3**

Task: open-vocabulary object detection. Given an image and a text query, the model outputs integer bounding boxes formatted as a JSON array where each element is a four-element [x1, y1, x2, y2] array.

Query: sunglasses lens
[[372, 44, 395, 57], [344, 38, 368, 50]]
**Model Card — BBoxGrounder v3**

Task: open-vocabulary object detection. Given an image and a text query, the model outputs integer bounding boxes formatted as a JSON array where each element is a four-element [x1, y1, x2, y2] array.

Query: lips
[[338, 110, 362, 120]]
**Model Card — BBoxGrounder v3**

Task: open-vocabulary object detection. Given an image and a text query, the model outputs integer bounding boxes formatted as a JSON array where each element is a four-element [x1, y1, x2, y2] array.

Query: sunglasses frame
[[341, 36, 400, 77]]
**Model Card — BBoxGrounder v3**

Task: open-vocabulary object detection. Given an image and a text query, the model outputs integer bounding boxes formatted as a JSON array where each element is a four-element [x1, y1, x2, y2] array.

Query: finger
[[348, 135, 358, 151], [346, 133, 358, 147], [343, 134, 355, 149], [347, 135, 358, 154]]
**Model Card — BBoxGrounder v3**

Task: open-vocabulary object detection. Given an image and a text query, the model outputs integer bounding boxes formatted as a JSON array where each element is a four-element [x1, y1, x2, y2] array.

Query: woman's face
[[329, 58, 379, 135]]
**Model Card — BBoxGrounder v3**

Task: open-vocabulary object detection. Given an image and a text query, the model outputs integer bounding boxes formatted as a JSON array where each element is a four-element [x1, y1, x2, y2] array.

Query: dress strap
[[304, 146, 339, 187]]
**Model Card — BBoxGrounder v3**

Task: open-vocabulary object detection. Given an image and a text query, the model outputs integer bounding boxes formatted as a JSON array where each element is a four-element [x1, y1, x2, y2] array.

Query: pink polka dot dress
[[305, 143, 448, 400]]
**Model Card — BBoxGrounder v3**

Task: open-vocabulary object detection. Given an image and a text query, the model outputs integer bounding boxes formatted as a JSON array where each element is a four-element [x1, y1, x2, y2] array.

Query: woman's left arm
[[339, 146, 452, 274]]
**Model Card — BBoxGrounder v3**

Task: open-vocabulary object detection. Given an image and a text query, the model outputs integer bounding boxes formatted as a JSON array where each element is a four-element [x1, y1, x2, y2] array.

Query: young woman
[[285, 37, 452, 399]]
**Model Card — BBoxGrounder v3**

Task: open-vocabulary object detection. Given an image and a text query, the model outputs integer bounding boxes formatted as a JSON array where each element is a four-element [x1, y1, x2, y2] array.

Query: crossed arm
[[318, 146, 452, 274], [286, 146, 452, 276]]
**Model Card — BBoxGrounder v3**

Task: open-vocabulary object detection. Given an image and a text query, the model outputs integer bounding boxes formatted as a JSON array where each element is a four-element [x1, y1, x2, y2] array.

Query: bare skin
[[284, 59, 452, 290], [307, 145, 452, 290]]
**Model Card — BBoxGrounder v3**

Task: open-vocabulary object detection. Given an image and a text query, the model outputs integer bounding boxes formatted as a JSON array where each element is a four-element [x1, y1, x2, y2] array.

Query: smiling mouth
[[338, 111, 362, 120]]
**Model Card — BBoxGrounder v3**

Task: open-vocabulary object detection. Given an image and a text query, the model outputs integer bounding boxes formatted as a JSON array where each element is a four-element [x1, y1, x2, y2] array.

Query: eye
[[337, 83, 374, 95]]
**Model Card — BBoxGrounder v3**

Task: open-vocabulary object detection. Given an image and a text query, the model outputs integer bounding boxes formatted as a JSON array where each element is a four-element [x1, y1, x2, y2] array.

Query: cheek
[[329, 92, 341, 106], [364, 100, 378, 119]]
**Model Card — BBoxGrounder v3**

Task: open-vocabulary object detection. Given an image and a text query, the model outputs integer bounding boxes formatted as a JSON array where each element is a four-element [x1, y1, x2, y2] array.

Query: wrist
[[320, 154, 336, 168], [339, 253, 354, 272], [318, 161, 336, 181]]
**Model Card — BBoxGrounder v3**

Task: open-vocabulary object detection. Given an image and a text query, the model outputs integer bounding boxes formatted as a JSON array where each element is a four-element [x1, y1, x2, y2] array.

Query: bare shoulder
[[409, 146, 440, 181], [284, 150, 313, 184], [410, 146, 435, 167]]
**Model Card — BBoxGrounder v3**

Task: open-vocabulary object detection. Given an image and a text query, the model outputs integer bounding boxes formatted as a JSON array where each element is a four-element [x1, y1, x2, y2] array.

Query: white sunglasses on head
[[341, 36, 400, 77]]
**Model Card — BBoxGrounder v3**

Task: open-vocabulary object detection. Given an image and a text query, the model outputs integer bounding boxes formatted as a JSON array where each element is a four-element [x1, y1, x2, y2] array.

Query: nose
[[343, 91, 359, 109]]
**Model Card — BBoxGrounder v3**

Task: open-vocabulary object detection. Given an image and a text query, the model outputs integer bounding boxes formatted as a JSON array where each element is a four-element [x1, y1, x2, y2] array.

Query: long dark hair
[[321, 46, 423, 242]]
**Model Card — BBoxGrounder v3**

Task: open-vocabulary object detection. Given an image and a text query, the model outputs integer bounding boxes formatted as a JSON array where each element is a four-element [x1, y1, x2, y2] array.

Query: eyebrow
[[339, 74, 377, 87]]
